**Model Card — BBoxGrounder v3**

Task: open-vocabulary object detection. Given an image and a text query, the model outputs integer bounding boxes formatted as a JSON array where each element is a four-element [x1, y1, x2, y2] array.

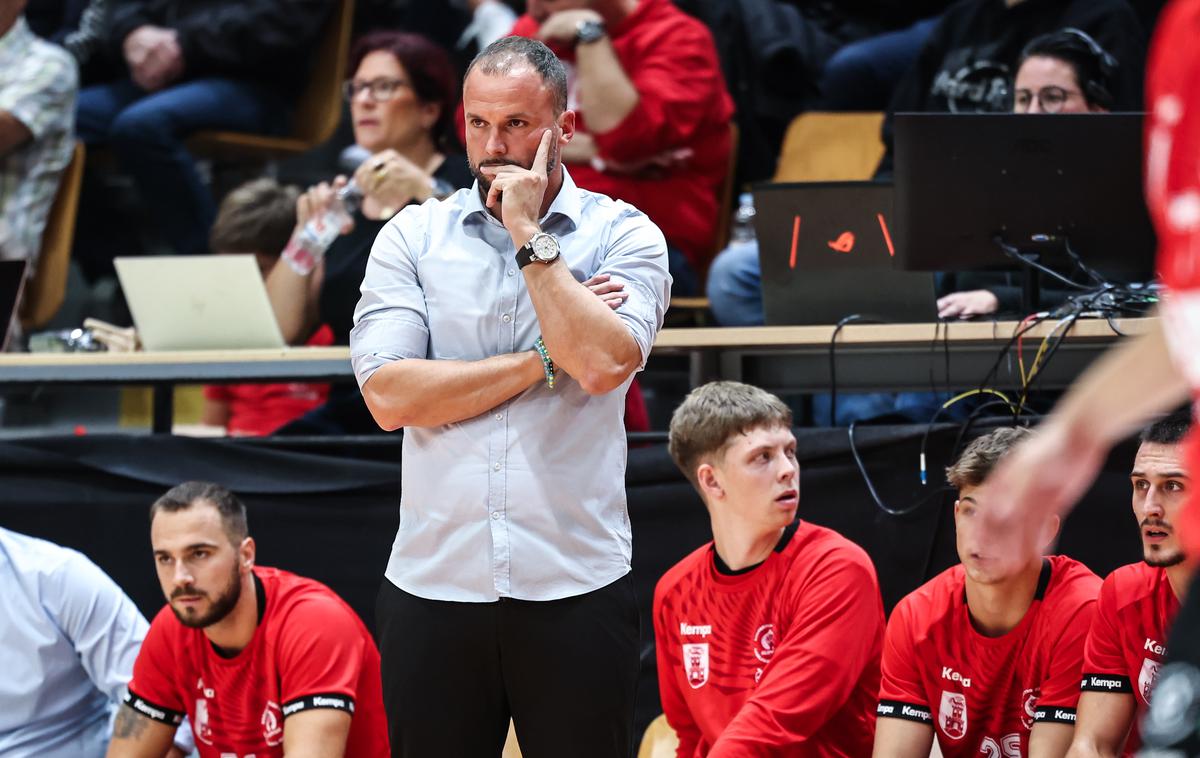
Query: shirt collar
[[463, 166, 583, 234], [0, 17, 33, 62]]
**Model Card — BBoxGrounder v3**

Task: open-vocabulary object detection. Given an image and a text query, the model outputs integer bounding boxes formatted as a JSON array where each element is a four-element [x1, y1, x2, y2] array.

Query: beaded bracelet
[[534, 336, 556, 389]]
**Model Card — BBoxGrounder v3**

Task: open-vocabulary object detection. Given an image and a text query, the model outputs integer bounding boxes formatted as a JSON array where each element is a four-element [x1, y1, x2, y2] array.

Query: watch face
[[531, 234, 559, 261]]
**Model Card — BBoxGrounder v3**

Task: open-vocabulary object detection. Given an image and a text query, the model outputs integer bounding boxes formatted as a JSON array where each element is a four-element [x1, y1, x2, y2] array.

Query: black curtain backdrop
[[0, 425, 1143, 733]]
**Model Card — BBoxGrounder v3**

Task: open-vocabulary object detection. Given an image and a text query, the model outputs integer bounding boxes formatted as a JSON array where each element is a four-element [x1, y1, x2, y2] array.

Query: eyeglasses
[[342, 77, 408, 102], [1013, 86, 1083, 114]]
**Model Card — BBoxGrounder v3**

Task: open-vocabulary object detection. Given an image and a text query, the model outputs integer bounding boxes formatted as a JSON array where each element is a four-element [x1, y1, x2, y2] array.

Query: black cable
[[848, 420, 954, 517], [828, 314, 889, 426], [994, 237, 1096, 291]]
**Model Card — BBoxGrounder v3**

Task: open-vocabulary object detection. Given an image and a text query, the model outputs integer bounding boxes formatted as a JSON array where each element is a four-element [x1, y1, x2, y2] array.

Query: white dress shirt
[[351, 169, 671, 602]]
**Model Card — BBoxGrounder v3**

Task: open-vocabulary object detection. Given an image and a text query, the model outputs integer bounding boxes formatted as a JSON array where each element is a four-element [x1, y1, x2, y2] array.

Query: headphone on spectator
[[1019, 27, 1118, 110]]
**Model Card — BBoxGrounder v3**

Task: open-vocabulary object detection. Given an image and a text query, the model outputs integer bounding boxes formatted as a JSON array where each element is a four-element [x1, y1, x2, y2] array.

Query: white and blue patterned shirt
[[0, 17, 76, 265], [351, 168, 670, 602]]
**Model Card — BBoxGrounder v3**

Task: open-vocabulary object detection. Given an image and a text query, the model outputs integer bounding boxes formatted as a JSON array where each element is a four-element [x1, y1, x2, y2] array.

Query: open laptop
[[115, 255, 286, 351], [753, 182, 938, 325], [0, 260, 27, 350]]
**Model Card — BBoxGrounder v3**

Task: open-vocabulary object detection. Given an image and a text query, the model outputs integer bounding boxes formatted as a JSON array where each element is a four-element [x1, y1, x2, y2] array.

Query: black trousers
[[376, 575, 640, 758]]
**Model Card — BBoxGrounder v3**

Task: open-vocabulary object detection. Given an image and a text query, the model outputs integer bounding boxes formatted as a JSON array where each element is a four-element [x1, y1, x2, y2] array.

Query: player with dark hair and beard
[[106, 482, 389, 758], [1068, 409, 1193, 756]]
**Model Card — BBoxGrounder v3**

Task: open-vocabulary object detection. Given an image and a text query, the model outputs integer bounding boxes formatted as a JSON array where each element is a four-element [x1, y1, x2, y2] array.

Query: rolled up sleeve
[[591, 208, 671, 367], [350, 209, 432, 388]]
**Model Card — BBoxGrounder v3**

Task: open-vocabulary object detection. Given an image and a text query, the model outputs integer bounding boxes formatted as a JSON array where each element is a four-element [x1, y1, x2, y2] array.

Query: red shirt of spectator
[[512, 0, 735, 272], [654, 520, 884, 757], [1146, 0, 1200, 558], [125, 566, 389, 758], [877, 556, 1100, 756], [203, 325, 333, 436], [1080, 562, 1180, 755]]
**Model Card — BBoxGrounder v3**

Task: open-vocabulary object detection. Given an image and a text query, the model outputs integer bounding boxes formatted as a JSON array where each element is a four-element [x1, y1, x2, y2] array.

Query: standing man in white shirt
[[348, 36, 671, 758], [0, 527, 190, 758]]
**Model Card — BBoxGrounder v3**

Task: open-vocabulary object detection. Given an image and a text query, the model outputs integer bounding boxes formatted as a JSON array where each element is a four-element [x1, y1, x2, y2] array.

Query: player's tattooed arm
[[106, 705, 178, 758]]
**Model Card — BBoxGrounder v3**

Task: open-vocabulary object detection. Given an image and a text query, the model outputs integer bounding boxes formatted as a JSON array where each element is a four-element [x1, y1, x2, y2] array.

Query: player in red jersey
[[106, 482, 389, 758], [655, 381, 885, 757], [975, 1, 1200, 751], [874, 427, 1101, 758], [1067, 410, 1193, 756]]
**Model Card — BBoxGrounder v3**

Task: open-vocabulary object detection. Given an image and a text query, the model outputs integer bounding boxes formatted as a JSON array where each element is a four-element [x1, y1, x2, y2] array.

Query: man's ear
[[239, 537, 256, 572], [697, 462, 723, 502], [1038, 513, 1061, 551], [558, 109, 576, 143]]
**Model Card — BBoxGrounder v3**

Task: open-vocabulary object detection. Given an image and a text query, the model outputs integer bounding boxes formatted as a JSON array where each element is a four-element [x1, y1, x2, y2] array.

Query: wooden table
[[0, 318, 1151, 432]]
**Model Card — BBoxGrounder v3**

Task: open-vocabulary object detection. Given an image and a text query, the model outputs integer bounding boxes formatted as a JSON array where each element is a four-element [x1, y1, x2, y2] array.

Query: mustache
[[171, 585, 206, 599], [477, 159, 523, 169], [1140, 517, 1173, 531]]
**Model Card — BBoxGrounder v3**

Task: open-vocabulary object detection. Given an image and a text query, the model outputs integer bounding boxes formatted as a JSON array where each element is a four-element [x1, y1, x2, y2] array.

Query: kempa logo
[[941, 666, 971, 688], [283, 701, 306, 716], [680, 622, 712, 637], [132, 699, 167, 720], [902, 705, 931, 722], [1087, 675, 1126, 690], [313, 696, 346, 709], [1145, 638, 1168, 656]]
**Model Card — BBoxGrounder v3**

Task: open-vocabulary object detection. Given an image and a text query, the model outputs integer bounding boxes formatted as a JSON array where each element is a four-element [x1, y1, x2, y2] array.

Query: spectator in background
[[658, 381, 884, 755], [267, 31, 473, 435], [74, 0, 330, 258], [876, 0, 1146, 175], [0, 0, 76, 266], [25, 0, 114, 84], [0, 526, 192, 758], [708, 28, 1127, 330], [511, 0, 735, 295], [936, 27, 1120, 319], [107, 481, 389, 757], [203, 178, 332, 437]]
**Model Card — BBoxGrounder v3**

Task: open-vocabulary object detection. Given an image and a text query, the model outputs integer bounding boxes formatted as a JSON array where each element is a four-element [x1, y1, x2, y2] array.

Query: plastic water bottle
[[283, 181, 362, 274], [731, 192, 756, 244]]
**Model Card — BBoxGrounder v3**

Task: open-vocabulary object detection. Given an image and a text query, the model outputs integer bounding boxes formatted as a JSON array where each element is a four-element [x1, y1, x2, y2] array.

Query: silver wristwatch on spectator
[[516, 232, 560, 269], [575, 18, 606, 44]]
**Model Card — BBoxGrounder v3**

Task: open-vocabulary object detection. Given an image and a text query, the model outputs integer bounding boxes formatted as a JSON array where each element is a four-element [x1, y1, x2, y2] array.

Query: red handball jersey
[[124, 567, 389, 758], [1146, 0, 1200, 557], [653, 520, 885, 757], [877, 556, 1100, 756], [1080, 562, 1181, 755]]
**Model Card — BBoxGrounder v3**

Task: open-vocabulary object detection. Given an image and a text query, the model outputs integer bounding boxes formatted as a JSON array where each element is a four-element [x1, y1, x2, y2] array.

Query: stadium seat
[[185, 0, 355, 160], [773, 111, 885, 182], [638, 713, 679, 758], [20, 141, 85, 331]]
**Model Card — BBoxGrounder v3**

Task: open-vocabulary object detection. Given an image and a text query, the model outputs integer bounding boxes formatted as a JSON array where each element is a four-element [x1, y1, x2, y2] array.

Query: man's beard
[[1142, 517, 1186, 568], [470, 140, 560, 201], [169, 563, 242, 628]]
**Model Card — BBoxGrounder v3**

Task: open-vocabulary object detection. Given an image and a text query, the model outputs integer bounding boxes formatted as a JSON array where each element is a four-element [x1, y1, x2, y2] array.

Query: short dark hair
[[668, 381, 793, 490], [1018, 28, 1117, 110], [466, 36, 568, 115], [349, 30, 461, 150], [209, 178, 299, 257], [1141, 407, 1193, 446], [150, 482, 249, 545], [946, 426, 1034, 490]]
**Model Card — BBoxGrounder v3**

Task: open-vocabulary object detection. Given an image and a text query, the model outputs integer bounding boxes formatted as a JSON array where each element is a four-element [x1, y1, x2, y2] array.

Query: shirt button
[[495, 413, 503, 421], [493, 462, 501, 471], [491, 511, 502, 520], [502, 314, 512, 323], [507, 269, 515, 277]]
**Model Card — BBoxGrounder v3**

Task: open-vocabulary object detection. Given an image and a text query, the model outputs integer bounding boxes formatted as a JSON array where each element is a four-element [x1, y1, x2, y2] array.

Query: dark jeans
[[76, 77, 286, 256], [376, 575, 640, 758], [818, 17, 941, 111]]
